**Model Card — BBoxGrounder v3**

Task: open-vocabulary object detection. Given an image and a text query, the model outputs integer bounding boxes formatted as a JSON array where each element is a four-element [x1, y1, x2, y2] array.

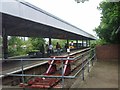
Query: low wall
[[96, 44, 119, 61]]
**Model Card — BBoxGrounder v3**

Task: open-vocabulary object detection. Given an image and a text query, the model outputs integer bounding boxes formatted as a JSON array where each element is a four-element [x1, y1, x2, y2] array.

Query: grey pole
[[82, 55, 84, 80], [91, 50, 94, 66], [2, 28, 8, 59], [89, 39, 90, 46], [21, 58, 25, 84], [76, 40, 78, 49], [87, 59, 90, 73], [61, 58, 64, 88], [49, 38, 51, 45], [86, 39, 88, 47], [82, 37, 84, 48]]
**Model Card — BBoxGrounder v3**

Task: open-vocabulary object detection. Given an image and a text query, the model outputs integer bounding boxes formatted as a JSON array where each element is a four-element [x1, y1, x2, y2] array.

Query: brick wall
[[96, 44, 119, 61]]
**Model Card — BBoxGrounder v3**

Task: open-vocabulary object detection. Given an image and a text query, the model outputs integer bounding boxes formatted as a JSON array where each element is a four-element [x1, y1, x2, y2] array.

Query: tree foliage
[[8, 36, 46, 57], [95, 2, 120, 44], [8, 36, 25, 56], [27, 37, 46, 51], [52, 39, 66, 49], [22, 37, 46, 55]]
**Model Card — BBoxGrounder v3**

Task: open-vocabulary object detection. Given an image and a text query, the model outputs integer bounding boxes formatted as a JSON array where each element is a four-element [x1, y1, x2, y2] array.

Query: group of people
[[46, 42, 71, 56], [46, 42, 62, 56], [40, 41, 73, 57]]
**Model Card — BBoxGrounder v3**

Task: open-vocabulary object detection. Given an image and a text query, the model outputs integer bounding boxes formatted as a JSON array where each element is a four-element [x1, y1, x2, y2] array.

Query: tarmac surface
[[71, 60, 118, 88]]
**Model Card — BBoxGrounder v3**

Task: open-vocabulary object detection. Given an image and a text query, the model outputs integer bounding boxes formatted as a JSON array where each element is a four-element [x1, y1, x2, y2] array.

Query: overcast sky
[[24, 0, 103, 36]]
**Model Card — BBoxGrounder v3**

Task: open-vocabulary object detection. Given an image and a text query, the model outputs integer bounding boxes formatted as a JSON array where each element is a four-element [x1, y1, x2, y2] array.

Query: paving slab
[[71, 60, 118, 88]]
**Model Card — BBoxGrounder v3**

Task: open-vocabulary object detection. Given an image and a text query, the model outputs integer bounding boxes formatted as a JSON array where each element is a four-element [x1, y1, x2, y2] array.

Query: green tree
[[52, 39, 66, 49], [95, 2, 120, 44], [28, 37, 46, 51], [8, 36, 46, 57], [8, 36, 25, 56]]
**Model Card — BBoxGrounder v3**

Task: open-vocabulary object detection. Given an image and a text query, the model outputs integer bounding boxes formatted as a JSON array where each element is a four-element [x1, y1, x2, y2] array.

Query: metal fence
[[2, 48, 96, 88]]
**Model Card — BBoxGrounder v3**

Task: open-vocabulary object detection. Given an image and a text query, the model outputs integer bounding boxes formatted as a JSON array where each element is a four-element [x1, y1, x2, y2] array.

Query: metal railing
[[2, 48, 96, 88]]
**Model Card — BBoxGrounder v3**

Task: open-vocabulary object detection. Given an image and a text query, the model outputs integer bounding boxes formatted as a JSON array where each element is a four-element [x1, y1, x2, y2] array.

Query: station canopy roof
[[0, 0, 96, 40]]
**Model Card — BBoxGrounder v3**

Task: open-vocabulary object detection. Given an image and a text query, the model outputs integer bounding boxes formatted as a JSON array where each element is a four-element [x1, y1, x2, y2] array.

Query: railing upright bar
[[21, 58, 25, 84], [94, 48, 97, 62], [87, 58, 90, 73], [91, 58, 93, 66], [82, 55, 84, 80], [61, 58, 64, 88], [87, 50, 91, 73]]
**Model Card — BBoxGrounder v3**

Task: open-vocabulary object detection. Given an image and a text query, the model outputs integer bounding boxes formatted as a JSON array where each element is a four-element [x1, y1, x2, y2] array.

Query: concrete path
[[71, 60, 118, 88]]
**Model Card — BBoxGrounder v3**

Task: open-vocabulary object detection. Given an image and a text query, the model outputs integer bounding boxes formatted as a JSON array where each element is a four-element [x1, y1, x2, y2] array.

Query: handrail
[[2, 57, 74, 61], [73, 49, 90, 60], [1, 48, 96, 79], [74, 54, 95, 77], [2, 54, 95, 79]]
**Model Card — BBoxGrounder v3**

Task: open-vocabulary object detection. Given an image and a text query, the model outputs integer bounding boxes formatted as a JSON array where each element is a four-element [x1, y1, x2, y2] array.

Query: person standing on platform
[[70, 41, 74, 46], [70, 41, 74, 49], [48, 44, 53, 56], [56, 42, 61, 55], [64, 43, 69, 52]]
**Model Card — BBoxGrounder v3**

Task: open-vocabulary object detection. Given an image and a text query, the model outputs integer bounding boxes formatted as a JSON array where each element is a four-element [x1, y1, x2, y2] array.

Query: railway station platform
[[70, 60, 118, 89]]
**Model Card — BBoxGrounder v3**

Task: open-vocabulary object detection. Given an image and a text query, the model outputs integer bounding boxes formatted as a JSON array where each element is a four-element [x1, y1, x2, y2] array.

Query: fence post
[[94, 48, 97, 62], [61, 58, 64, 88], [88, 50, 91, 73], [21, 58, 25, 84], [87, 59, 90, 73], [91, 49, 94, 66], [82, 55, 84, 80]]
